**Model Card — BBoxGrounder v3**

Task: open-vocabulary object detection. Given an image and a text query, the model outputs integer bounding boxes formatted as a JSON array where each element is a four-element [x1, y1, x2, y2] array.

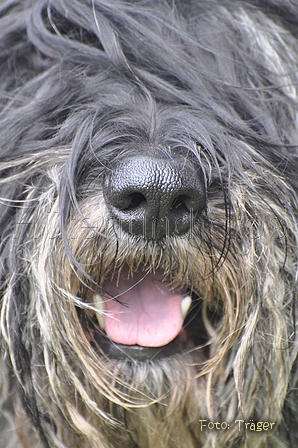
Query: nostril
[[172, 195, 190, 213], [125, 193, 147, 211], [171, 193, 205, 214]]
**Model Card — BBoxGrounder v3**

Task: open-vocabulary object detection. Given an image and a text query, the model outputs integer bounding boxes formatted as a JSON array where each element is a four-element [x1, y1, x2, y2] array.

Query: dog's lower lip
[[93, 332, 186, 361]]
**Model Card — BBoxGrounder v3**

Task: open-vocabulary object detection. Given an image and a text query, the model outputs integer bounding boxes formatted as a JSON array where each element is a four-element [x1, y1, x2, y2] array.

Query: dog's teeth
[[181, 295, 192, 319], [94, 294, 105, 330]]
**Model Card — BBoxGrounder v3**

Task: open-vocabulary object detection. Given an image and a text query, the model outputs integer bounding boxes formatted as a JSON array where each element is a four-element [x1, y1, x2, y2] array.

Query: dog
[[1, 0, 298, 446]]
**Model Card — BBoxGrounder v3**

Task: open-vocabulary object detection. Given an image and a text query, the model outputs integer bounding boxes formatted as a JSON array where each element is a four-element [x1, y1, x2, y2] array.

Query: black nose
[[103, 156, 206, 240]]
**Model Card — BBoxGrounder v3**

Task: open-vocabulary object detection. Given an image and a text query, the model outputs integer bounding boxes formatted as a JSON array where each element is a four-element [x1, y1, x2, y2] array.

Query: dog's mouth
[[96, 270, 191, 347], [83, 268, 209, 361]]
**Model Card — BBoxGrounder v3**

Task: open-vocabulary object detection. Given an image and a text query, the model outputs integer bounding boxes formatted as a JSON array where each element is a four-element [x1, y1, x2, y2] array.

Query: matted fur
[[1, 0, 298, 447]]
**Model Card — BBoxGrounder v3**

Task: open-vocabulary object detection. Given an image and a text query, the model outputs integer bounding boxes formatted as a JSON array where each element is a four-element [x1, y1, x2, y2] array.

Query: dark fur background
[[1, 0, 298, 447]]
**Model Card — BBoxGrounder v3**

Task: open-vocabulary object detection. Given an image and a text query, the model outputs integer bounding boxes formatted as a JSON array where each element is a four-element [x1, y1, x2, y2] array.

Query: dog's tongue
[[102, 272, 186, 347]]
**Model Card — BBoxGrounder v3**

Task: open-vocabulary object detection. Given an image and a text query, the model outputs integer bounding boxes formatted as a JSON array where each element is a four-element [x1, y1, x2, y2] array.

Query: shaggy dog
[[1, 0, 298, 447]]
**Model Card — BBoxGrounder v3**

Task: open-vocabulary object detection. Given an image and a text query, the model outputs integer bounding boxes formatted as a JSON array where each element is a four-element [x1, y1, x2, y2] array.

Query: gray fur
[[1, 0, 298, 447]]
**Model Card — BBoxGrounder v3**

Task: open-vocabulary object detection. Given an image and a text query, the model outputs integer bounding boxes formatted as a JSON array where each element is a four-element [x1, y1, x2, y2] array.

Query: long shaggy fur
[[1, 0, 298, 447]]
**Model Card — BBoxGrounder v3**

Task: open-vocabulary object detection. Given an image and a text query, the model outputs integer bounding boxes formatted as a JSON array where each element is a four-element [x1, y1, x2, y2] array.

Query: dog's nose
[[104, 156, 206, 240]]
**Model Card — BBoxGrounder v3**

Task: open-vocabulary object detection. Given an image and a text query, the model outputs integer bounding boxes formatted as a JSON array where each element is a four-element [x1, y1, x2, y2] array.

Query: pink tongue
[[103, 272, 185, 347]]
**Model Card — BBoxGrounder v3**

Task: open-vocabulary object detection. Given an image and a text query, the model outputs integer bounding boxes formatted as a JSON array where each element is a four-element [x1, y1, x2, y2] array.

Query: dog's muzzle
[[87, 156, 207, 360]]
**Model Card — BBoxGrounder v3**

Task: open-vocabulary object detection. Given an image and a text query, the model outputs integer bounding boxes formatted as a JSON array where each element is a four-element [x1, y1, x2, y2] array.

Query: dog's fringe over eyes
[[1, 0, 298, 447]]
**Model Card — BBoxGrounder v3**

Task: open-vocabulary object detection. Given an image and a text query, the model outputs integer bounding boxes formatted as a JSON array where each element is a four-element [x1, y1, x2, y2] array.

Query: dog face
[[1, 1, 298, 447]]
